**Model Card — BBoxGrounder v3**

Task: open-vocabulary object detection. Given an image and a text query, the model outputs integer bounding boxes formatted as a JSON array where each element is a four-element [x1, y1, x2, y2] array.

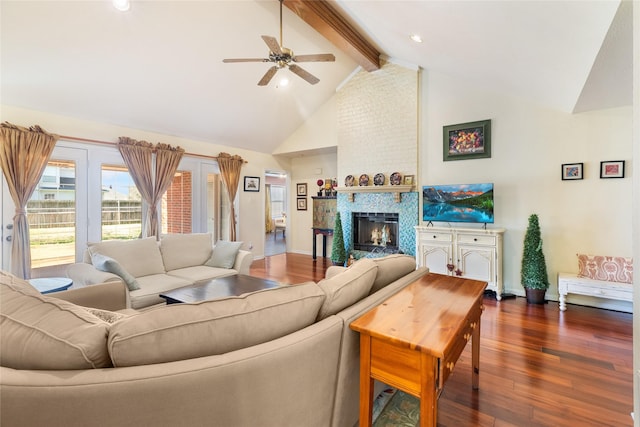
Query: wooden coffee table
[[159, 274, 282, 304], [350, 273, 486, 427]]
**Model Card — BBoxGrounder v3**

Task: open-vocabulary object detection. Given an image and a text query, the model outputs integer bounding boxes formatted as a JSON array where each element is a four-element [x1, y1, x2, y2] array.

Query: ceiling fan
[[222, 0, 335, 86]]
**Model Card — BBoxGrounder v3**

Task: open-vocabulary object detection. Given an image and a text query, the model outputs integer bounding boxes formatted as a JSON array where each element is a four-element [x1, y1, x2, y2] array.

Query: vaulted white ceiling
[[1, 1, 632, 154]]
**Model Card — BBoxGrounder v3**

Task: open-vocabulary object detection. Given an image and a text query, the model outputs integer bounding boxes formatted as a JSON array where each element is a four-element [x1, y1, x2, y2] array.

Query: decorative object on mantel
[[389, 172, 402, 185], [520, 213, 550, 304], [600, 160, 625, 179], [561, 163, 583, 180], [336, 183, 414, 203], [373, 173, 385, 186], [358, 174, 370, 186], [443, 119, 491, 161], [316, 179, 324, 196], [345, 175, 355, 187], [403, 175, 414, 185]]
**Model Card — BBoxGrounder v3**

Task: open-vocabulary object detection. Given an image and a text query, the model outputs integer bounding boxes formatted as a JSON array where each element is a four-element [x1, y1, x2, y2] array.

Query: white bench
[[557, 273, 633, 311]]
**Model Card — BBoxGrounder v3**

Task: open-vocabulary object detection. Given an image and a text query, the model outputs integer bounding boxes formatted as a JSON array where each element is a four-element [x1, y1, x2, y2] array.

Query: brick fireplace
[[337, 191, 419, 257]]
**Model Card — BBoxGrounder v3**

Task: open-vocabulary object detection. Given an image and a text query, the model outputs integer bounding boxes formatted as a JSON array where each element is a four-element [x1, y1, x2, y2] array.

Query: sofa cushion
[[167, 265, 237, 282], [160, 233, 213, 272], [108, 281, 326, 366], [205, 240, 243, 269], [129, 274, 193, 309], [316, 258, 378, 320], [88, 237, 165, 278], [90, 252, 140, 291], [0, 271, 111, 370], [369, 254, 417, 294]]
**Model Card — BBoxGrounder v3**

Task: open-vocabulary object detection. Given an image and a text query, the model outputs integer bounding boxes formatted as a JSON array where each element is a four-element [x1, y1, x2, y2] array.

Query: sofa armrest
[[233, 250, 253, 275], [66, 263, 122, 287], [52, 281, 129, 311]]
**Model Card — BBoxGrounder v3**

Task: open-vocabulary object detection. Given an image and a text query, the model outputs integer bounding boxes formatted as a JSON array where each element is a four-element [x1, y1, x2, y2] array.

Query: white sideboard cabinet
[[415, 226, 506, 299]]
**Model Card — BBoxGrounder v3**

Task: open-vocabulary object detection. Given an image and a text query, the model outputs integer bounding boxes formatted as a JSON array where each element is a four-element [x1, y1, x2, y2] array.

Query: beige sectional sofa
[[0, 254, 428, 427], [66, 233, 253, 309]]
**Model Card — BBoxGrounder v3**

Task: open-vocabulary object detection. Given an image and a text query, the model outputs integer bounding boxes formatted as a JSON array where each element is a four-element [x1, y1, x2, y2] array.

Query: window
[[27, 160, 76, 268], [101, 165, 142, 241], [270, 185, 286, 218]]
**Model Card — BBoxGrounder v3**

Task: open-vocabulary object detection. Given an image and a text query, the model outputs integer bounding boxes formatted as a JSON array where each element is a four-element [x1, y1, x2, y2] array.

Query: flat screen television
[[422, 183, 494, 224]]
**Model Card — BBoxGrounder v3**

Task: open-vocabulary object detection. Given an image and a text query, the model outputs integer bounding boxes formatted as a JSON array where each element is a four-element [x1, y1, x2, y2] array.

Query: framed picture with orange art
[[443, 119, 491, 161]]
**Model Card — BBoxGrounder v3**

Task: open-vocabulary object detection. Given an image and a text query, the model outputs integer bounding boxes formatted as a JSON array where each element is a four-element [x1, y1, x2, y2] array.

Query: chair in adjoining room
[[274, 216, 286, 239]]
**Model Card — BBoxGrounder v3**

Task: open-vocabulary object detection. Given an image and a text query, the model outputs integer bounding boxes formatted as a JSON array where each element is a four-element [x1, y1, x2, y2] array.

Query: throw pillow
[[0, 270, 112, 370], [91, 252, 141, 291], [577, 254, 633, 284], [316, 258, 378, 320], [205, 240, 243, 269]]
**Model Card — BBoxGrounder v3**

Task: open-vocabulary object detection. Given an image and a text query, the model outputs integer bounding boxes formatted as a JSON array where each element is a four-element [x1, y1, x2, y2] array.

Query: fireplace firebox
[[352, 212, 399, 253]]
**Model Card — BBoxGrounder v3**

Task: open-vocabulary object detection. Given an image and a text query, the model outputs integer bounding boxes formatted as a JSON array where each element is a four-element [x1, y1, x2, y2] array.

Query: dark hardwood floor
[[251, 253, 633, 427]]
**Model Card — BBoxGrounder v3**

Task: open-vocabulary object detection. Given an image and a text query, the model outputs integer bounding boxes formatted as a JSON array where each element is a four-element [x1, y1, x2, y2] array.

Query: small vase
[[525, 288, 546, 304]]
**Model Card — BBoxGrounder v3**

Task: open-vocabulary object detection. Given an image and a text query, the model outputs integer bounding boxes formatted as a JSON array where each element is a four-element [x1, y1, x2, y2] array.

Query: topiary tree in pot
[[331, 211, 347, 266], [520, 213, 550, 304]]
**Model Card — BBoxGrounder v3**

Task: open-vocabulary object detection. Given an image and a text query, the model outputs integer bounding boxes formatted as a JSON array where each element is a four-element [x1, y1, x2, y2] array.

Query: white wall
[[421, 70, 633, 309], [0, 105, 291, 260]]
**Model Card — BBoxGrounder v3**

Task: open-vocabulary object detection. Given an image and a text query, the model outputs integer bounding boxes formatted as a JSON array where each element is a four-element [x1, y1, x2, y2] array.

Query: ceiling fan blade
[[258, 66, 279, 86], [261, 35, 282, 55], [292, 54, 336, 63], [288, 64, 320, 85], [223, 58, 270, 63]]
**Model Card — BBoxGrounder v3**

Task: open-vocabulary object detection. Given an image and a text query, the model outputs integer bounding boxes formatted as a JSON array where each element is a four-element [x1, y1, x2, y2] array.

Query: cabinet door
[[418, 242, 453, 275], [457, 245, 495, 285]]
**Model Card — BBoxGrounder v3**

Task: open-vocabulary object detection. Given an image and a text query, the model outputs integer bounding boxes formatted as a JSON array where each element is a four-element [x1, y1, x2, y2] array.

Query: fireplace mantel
[[336, 185, 414, 203]]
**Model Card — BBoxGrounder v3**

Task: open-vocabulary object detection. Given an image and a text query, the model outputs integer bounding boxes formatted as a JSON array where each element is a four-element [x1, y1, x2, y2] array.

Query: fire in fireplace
[[352, 212, 399, 253]]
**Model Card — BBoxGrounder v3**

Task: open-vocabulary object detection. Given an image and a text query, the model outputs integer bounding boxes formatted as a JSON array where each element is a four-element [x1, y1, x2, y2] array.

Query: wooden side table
[[350, 273, 486, 427], [28, 277, 73, 294]]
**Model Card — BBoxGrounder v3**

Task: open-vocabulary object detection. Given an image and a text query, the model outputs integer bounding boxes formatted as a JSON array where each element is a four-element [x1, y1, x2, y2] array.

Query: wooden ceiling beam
[[283, 0, 380, 72]]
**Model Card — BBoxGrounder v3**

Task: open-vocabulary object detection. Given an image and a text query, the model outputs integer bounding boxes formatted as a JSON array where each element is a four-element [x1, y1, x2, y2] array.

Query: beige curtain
[[117, 137, 184, 240], [151, 143, 184, 238], [217, 152, 244, 241], [0, 122, 58, 279], [265, 184, 274, 233]]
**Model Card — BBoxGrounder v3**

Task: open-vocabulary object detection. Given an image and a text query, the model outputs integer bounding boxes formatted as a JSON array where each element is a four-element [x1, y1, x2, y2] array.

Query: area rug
[[372, 390, 420, 427]]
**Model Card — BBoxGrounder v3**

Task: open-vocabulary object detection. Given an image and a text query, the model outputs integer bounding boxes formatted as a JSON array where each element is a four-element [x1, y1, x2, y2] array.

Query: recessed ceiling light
[[410, 34, 423, 43], [113, 0, 130, 12]]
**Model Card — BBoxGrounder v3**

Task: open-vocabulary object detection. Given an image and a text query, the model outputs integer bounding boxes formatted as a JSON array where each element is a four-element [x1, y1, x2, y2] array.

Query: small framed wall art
[[443, 119, 491, 161], [296, 183, 308, 196], [561, 163, 583, 181], [600, 160, 625, 179], [296, 198, 307, 211], [244, 176, 260, 192]]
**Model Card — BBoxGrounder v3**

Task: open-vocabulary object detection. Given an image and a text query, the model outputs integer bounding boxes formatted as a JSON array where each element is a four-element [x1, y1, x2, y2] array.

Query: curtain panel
[[0, 122, 58, 278], [217, 152, 244, 242], [117, 137, 184, 240], [265, 184, 274, 233]]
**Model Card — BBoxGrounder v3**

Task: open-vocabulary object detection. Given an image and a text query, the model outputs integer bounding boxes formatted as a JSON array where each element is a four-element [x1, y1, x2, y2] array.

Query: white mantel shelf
[[336, 185, 415, 202]]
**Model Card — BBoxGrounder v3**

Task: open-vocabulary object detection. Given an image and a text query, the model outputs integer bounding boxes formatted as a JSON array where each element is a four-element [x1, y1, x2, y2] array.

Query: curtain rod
[[60, 135, 248, 163]]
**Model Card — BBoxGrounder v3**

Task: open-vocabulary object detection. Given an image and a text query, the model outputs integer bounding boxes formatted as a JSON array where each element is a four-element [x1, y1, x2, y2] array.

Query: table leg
[[322, 235, 327, 258], [359, 335, 373, 427], [420, 353, 438, 427], [313, 232, 317, 260], [472, 316, 481, 390]]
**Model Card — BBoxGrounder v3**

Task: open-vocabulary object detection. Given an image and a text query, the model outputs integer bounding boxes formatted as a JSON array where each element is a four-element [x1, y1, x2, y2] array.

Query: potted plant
[[331, 212, 347, 266], [520, 213, 550, 304]]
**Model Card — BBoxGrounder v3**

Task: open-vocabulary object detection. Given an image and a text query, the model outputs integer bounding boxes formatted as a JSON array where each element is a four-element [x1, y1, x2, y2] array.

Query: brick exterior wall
[[164, 171, 192, 233]]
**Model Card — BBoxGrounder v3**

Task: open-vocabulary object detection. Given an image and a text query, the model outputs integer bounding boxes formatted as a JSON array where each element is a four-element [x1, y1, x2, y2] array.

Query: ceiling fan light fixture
[[410, 34, 423, 43], [113, 0, 130, 12], [278, 77, 290, 87]]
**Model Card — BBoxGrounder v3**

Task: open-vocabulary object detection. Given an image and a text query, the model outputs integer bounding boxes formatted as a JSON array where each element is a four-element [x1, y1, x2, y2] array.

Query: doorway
[[264, 171, 287, 256]]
